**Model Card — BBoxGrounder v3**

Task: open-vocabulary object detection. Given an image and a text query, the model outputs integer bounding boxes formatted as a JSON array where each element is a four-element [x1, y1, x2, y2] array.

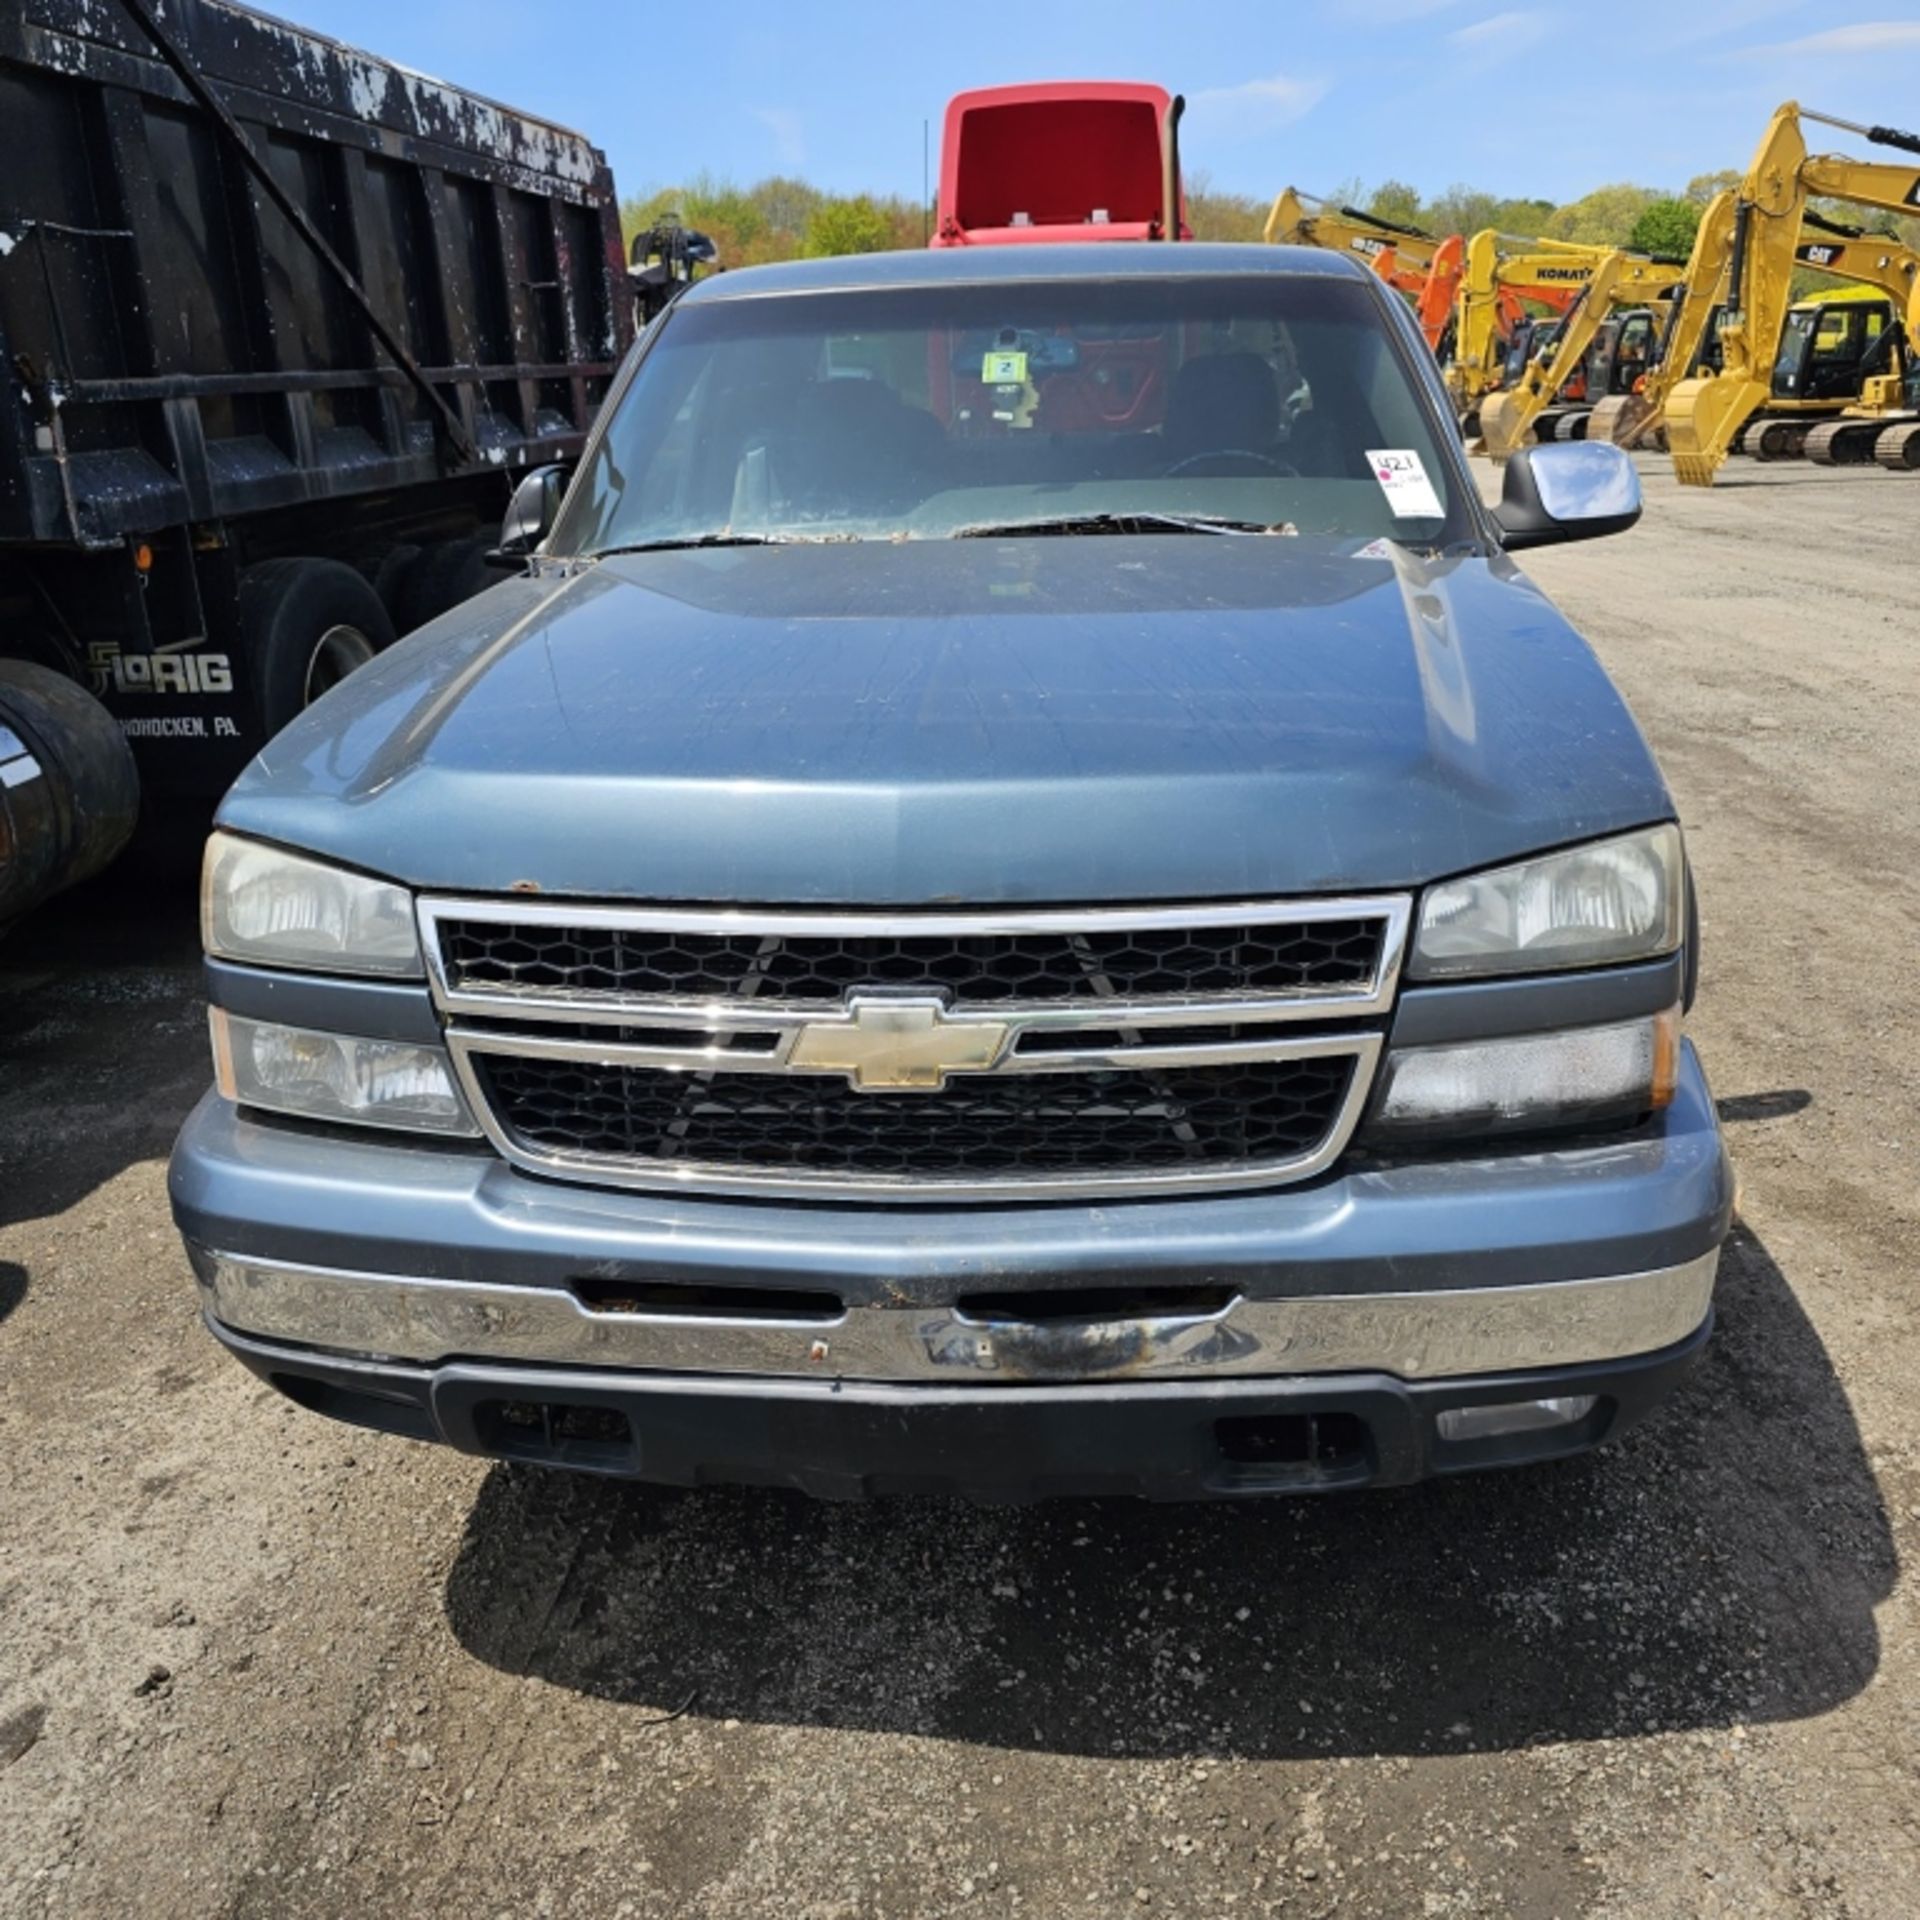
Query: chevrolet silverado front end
[[170, 245, 1731, 1498]]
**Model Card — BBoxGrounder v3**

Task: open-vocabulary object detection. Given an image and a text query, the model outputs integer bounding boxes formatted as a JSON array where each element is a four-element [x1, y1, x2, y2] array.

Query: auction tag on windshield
[[1365, 448, 1444, 518], [982, 349, 1028, 384]]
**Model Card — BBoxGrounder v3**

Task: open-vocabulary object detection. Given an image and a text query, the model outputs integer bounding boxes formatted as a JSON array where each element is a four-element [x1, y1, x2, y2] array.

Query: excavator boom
[[1445, 230, 1606, 420], [1265, 188, 1443, 305], [1590, 191, 1736, 448], [1479, 251, 1692, 456], [1592, 198, 1920, 452], [1665, 103, 1920, 484]]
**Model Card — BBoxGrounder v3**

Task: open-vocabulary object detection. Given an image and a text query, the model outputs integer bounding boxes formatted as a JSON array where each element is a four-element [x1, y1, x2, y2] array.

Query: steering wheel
[[1161, 448, 1292, 478]]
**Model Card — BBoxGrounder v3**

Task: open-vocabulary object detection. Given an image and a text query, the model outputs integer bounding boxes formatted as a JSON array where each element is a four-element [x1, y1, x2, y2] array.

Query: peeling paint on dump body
[[223, 0, 603, 192], [3, 0, 633, 823]]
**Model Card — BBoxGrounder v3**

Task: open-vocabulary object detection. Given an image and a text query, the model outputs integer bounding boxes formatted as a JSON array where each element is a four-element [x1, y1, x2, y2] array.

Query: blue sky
[[287, 1, 1920, 208]]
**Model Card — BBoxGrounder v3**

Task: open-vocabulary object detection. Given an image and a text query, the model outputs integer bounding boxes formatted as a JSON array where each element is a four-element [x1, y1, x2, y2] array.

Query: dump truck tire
[[372, 541, 423, 624], [396, 534, 495, 636], [0, 659, 140, 926], [240, 557, 397, 739]]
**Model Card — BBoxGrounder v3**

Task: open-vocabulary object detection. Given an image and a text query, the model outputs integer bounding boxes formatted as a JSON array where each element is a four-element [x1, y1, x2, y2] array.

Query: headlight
[[211, 1010, 478, 1135], [1410, 824, 1683, 980], [1365, 1008, 1679, 1142], [202, 832, 420, 977]]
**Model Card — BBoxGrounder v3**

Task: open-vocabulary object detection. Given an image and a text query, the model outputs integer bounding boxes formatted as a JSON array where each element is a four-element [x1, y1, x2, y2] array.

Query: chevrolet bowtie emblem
[[786, 994, 1009, 1092]]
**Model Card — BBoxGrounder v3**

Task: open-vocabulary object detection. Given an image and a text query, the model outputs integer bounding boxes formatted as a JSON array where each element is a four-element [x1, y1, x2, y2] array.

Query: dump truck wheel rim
[[305, 625, 377, 704]]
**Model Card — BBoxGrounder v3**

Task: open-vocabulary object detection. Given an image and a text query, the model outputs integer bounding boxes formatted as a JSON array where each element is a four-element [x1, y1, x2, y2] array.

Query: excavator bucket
[[1664, 373, 1752, 486], [1591, 391, 1653, 447], [1477, 388, 1527, 459]]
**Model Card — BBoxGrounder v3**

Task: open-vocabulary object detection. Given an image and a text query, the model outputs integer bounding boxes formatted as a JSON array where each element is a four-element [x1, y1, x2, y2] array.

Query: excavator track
[[1804, 417, 1893, 465], [1872, 418, 1920, 469], [1550, 410, 1593, 440], [1750, 417, 1813, 461]]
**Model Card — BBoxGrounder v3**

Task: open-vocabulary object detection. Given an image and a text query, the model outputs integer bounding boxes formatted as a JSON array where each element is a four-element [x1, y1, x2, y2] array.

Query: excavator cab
[[1586, 308, 1661, 399], [1502, 317, 1554, 384], [1772, 294, 1895, 400]]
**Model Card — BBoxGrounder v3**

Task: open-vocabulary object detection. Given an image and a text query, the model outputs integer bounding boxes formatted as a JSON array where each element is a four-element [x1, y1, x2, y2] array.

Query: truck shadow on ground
[[0, 830, 207, 1234], [0, 1261, 25, 1325], [444, 1219, 1895, 1759]]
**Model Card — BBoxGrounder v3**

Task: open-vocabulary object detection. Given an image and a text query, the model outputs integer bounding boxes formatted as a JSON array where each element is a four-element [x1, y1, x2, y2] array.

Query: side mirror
[[1492, 441, 1641, 551], [487, 464, 568, 569]]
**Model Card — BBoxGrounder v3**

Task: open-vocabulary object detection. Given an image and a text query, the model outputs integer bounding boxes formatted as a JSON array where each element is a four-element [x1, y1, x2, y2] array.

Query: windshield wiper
[[954, 511, 1294, 539], [586, 531, 854, 558]]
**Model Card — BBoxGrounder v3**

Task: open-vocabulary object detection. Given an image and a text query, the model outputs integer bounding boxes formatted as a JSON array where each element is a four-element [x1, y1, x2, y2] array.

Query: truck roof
[[679, 242, 1367, 304]]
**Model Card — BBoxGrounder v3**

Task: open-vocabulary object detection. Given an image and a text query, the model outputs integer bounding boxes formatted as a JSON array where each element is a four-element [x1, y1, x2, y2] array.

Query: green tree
[[1686, 169, 1742, 204], [1420, 185, 1554, 241], [1366, 179, 1424, 228], [1183, 170, 1268, 242], [1629, 196, 1701, 259], [622, 173, 771, 267], [754, 175, 824, 244], [622, 177, 925, 268], [1545, 183, 1665, 246], [801, 194, 896, 258]]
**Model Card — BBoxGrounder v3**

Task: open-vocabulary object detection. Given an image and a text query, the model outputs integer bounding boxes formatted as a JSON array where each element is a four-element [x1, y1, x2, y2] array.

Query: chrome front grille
[[474, 1053, 1360, 1182], [421, 896, 1410, 1202], [435, 912, 1389, 1005]]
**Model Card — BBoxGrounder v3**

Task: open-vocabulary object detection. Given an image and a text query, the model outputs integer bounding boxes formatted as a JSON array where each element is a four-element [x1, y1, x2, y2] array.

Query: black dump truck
[[0, 0, 633, 922]]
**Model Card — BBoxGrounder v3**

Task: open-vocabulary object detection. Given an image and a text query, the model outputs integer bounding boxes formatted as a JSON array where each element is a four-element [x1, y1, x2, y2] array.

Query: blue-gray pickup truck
[[168, 245, 1732, 1499]]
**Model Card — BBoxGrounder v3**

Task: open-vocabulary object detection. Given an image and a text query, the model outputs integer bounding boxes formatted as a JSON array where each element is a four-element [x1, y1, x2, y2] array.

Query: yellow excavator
[[1445, 230, 1603, 429], [1785, 227, 1920, 465], [1665, 102, 1920, 483], [1588, 198, 1917, 454], [1762, 279, 1913, 462], [1587, 191, 1736, 449], [1265, 192, 1576, 362], [1478, 250, 1691, 456], [1264, 189, 1440, 285]]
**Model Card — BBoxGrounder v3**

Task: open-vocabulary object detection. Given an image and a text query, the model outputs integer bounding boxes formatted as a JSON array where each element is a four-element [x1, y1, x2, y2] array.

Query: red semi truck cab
[[931, 82, 1188, 246]]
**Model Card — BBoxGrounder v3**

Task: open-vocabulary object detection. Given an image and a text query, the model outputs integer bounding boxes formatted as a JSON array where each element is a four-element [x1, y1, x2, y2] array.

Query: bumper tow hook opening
[[475, 1398, 636, 1470], [1213, 1411, 1372, 1489]]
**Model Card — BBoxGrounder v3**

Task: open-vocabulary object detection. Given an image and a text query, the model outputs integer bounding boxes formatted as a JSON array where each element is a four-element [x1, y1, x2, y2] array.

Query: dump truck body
[[0, 0, 631, 906]]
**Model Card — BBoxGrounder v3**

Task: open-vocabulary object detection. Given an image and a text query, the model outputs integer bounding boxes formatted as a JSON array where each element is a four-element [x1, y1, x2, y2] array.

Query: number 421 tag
[[1365, 448, 1444, 518]]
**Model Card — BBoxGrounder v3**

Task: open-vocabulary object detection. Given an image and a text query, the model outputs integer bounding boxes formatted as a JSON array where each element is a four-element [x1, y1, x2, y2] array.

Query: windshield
[[1772, 310, 1818, 392], [1774, 301, 1886, 395], [551, 274, 1471, 553]]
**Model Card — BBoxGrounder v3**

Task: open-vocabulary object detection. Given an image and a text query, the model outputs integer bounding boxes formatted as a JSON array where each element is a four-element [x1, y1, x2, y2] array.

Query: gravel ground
[[2, 457, 1916, 1918]]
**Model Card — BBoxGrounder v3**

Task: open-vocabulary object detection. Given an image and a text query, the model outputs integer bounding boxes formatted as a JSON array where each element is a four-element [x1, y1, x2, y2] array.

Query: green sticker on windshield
[[982, 349, 1028, 384]]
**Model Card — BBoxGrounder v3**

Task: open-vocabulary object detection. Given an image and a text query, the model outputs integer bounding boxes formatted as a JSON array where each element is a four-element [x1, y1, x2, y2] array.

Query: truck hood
[[222, 538, 1671, 904]]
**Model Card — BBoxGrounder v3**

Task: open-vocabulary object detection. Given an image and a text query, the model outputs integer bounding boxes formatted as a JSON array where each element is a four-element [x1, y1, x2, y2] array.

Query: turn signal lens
[[1367, 1008, 1680, 1143], [210, 1010, 478, 1135]]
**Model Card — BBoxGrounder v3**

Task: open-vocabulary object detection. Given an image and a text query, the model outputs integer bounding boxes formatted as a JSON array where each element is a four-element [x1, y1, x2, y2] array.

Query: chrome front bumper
[[189, 1242, 1719, 1387]]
